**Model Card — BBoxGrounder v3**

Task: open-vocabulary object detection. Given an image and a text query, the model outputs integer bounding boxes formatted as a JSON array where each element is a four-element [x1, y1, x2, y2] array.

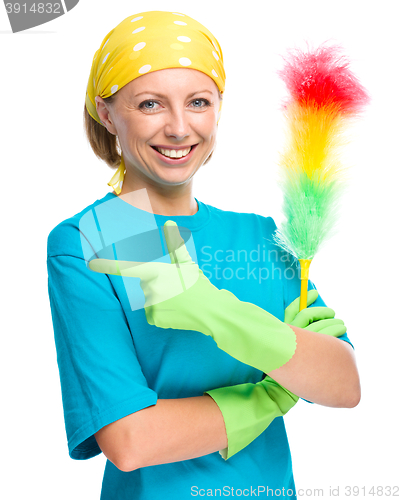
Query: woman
[[47, 11, 360, 499]]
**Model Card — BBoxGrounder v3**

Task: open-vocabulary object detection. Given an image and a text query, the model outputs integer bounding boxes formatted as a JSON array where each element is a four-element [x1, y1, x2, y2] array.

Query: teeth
[[156, 146, 192, 158]]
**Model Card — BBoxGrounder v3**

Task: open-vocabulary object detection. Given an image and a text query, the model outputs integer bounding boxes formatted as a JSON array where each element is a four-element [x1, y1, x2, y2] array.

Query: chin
[[155, 168, 198, 186], [158, 176, 193, 187]]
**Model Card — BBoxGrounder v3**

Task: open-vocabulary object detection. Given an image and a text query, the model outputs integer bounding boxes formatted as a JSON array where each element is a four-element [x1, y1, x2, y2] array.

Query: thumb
[[163, 221, 194, 265]]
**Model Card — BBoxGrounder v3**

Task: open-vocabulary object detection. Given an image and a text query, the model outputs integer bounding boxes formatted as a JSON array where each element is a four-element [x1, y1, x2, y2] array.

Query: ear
[[95, 96, 118, 135]]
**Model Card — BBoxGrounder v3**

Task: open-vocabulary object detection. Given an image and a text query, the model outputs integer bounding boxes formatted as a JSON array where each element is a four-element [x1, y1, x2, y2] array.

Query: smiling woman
[[47, 9, 360, 500]]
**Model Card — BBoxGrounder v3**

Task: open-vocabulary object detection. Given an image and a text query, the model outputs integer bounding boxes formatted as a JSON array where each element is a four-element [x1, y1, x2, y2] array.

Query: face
[[96, 68, 221, 190]]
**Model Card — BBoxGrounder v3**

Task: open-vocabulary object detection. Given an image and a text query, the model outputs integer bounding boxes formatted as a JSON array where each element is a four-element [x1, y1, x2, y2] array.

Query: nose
[[164, 106, 191, 141]]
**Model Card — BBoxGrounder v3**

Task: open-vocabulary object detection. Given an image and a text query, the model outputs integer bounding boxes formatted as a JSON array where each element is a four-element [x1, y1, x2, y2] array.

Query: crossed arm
[[95, 325, 360, 472]]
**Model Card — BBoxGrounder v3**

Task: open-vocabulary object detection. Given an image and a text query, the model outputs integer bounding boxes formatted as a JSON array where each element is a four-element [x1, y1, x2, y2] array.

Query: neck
[[115, 173, 198, 216]]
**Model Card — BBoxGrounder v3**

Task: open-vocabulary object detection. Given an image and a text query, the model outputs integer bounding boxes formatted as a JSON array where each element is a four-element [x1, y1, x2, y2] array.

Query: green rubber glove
[[89, 220, 297, 374], [205, 374, 298, 460], [284, 289, 347, 338]]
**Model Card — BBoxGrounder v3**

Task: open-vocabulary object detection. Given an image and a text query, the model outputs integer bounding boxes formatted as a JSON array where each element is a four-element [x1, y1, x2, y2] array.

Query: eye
[[191, 98, 211, 108], [139, 100, 161, 111]]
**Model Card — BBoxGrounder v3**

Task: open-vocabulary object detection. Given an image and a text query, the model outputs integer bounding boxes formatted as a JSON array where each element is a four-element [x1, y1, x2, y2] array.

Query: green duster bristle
[[273, 171, 345, 260]]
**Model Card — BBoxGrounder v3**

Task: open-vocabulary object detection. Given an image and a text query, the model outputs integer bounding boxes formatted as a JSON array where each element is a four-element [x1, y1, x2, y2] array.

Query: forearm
[[268, 326, 360, 408], [95, 395, 227, 472]]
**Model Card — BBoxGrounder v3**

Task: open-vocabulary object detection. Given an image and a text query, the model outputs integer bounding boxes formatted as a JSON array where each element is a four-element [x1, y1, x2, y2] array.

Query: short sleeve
[[47, 224, 158, 460]]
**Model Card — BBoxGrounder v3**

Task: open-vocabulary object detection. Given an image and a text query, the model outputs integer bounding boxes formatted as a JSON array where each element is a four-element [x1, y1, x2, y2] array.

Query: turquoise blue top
[[47, 192, 353, 500]]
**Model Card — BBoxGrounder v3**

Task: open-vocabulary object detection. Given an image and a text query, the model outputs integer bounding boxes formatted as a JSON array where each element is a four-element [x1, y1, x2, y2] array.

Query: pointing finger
[[163, 221, 194, 265]]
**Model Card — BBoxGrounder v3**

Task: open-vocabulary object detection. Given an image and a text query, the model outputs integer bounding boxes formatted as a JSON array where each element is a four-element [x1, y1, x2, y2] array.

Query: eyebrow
[[134, 90, 214, 98]]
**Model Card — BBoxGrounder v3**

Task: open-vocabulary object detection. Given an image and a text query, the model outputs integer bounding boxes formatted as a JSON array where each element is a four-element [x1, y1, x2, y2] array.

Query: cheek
[[117, 117, 140, 137], [199, 112, 218, 138], [114, 118, 145, 152]]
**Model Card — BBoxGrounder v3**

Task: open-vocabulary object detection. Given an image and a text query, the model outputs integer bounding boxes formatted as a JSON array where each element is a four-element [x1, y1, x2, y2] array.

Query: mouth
[[150, 144, 198, 165]]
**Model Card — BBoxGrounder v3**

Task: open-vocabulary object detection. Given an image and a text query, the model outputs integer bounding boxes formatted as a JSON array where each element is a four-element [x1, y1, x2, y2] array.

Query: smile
[[154, 146, 192, 158], [150, 144, 198, 165]]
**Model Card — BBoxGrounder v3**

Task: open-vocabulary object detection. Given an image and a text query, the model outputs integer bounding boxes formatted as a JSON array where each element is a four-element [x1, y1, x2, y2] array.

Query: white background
[[1, 0, 400, 498]]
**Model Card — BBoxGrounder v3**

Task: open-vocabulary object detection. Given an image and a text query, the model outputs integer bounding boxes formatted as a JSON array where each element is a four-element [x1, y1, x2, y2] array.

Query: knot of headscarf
[[85, 11, 226, 194]]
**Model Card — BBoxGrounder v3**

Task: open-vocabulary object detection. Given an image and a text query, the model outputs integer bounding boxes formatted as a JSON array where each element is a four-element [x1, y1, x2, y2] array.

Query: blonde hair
[[84, 96, 121, 168]]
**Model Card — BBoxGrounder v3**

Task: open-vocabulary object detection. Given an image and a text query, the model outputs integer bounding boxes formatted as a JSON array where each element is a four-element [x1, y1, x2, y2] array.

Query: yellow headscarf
[[85, 11, 226, 194]]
